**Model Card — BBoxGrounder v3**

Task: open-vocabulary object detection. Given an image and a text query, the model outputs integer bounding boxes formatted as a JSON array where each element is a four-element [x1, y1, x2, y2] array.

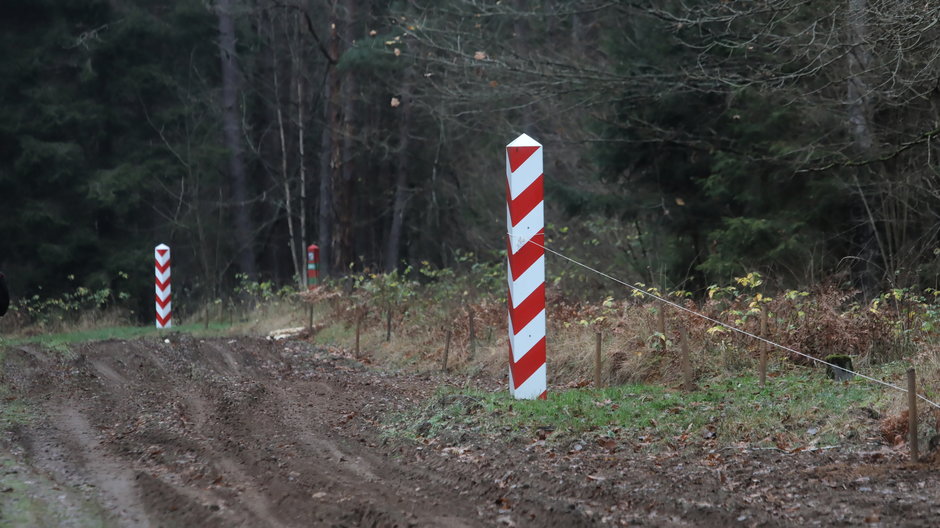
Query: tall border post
[[506, 133, 547, 400], [155, 244, 172, 328]]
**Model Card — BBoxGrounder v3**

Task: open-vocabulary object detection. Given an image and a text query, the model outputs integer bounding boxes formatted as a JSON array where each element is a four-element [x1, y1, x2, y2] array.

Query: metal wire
[[511, 234, 940, 409]]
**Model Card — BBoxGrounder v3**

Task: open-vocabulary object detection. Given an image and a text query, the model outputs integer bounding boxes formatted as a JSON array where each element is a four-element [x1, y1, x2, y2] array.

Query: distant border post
[[155, 244, 171, 328], [506, 133, 547, 400], [307, 244, 319, 289]]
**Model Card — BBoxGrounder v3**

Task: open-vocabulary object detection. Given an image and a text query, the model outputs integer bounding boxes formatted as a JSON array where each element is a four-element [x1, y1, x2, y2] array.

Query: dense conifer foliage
[[2, 0, 939, 313]]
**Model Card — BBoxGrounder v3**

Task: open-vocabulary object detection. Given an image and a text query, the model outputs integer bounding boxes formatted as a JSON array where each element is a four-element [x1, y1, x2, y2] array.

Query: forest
[[2, 0, 940, 318]]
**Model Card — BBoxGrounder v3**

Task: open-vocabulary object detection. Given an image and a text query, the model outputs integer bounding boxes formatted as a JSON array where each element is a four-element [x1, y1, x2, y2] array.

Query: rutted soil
[[2, 336, 940, 527]]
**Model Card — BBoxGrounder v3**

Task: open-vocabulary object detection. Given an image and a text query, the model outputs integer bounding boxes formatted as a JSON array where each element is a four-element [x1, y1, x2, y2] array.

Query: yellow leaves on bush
[[734, 272, 763, 288]]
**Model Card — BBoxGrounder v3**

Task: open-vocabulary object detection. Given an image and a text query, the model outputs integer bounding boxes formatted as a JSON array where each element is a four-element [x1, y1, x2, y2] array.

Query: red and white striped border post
[[155, 244, 171, 328], [506, 134, 547, 400]]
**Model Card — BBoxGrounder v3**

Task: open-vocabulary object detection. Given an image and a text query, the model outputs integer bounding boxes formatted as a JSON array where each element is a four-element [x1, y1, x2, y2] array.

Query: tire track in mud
[[53, 406, 151, 527], [5, 337, 491, 526], [173, 388, 289, 528]]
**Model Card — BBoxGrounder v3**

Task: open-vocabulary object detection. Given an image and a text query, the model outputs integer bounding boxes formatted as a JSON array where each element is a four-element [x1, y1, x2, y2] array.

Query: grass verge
[[0, 322, 234, 351], [388, 366, 911, 451]]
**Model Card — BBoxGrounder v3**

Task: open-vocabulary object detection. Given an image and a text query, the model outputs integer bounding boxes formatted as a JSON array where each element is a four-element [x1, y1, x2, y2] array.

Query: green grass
[[391, 368, 897, 449], [0, 322, 233, 351], [0, 454, 112, 527]]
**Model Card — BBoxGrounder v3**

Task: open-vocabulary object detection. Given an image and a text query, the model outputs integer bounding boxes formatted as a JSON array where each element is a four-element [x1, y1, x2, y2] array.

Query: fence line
[[511, 234, 940, 410]]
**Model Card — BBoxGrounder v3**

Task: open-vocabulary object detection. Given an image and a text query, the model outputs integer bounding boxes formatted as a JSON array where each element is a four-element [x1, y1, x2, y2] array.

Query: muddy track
[[3, 336, 940, 527]]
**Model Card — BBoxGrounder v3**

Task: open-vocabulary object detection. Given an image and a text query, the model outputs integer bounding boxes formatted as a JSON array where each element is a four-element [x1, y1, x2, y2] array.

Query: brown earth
[[2, 336, 940, 527]]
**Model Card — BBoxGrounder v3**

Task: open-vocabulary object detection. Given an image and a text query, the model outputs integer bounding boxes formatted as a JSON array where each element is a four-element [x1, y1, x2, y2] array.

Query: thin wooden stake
[[204, 304, 210, 330], [442, 328, 452, 372], [679, 325, 693, 392], [908, 368, 919, 461], [594, 331, 603, 388], [386, 308, 392, 342], [355, 313, 363, 359], [759, 305, 768, 387], [468, 307, 477, 356], [307, 305, 314, 330], [657, 306, 666, 351]]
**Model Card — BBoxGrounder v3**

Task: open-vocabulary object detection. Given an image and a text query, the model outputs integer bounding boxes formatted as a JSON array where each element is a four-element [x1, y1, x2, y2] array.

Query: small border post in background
[[506, 133, 547, 400], [306, 244, 319, 289], [306, 244, 319, 329], [155, 244, 171, 329]]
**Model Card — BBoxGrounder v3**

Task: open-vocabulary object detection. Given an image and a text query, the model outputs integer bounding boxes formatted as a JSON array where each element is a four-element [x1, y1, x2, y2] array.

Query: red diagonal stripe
[[508, 283, 545, 333], [155, 260, 170, 273], [507, 174, 543, 227], [156, 313, 171, 326], [507, 145, 540, 172], [507, 231, 544, 280], [509, 336, 545, 390], [155, 278, 170, 290], [155, 295, 171, 309]]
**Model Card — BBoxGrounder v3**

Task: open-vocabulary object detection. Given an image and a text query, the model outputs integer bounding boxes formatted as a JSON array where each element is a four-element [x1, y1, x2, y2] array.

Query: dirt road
[[2, 336, 940, 526]]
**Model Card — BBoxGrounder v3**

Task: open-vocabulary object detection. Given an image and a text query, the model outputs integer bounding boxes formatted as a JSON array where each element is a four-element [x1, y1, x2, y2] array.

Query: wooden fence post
[[355, 311, 363, 359], [442, 328, 453, 372], [594, 331, 603, 388], [386, 308, 392, 342], [759, 305, 768, 387], [657, 305, 666, 351], [468, 306, 477, 356], [908, 368, 919, 461], [679, 324, 693, 391]]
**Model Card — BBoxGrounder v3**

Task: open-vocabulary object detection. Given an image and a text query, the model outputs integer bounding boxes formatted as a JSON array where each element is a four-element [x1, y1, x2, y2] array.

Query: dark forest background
[[2, 0, 939, 318]]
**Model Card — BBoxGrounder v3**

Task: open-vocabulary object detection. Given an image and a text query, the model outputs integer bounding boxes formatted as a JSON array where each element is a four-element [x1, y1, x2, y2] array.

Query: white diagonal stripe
[[507, 154, 542, 200], [157, 304, 172, 318], [508, 255, 544, 309], [155, 254, 170, 266], [155, 268, 170, 282], [508, 309, 545, 363], [508, 202, 544, 253], [513, 363, 546, 400], [156, 285, 171, 299]]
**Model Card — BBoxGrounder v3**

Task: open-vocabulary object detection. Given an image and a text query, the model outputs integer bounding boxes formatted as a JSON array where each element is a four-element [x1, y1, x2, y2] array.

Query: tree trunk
[[297, 73, 308, 286], [385, 72, 412, 272], [270, 16, 302, 289], [333, 0, 359, 274], [846, 0, 873, 152], [846, 0, 884, 294], [317, 9, 340, 279], [216, 0, 255, 278]]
